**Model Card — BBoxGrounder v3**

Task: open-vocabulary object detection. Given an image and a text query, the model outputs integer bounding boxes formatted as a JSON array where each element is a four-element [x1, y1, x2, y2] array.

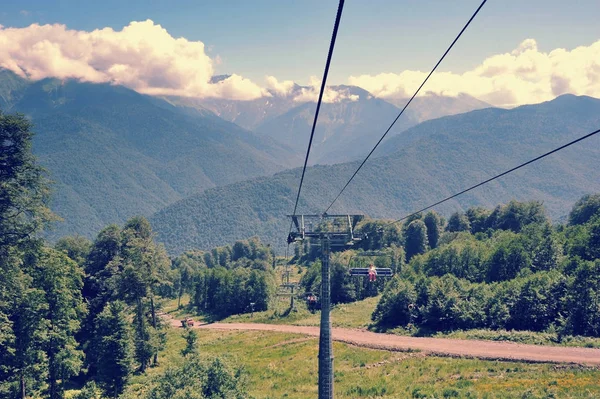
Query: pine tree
[[181, 328, 199, 357], [93, 301, 133, 399], [118, 217, 170, 370]]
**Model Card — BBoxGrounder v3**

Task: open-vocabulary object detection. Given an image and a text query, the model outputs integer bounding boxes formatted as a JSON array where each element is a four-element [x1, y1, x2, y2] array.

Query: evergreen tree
[[181, 329, 199, 358], [0, 111, 56, 250], [118, 217, 170, 370], [0, 110, 57, 399], [2, 261, 47, 399], [93, 301, 133, 398], [80, 225, 122, 377]]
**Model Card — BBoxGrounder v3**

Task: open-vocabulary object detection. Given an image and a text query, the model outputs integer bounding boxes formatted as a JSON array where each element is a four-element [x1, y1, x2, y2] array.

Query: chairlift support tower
[[287, 214, 363, 399]]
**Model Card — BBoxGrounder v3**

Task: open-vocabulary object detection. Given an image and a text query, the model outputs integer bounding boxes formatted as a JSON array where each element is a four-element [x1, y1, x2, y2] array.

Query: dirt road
[[171, 319, 600, 366]]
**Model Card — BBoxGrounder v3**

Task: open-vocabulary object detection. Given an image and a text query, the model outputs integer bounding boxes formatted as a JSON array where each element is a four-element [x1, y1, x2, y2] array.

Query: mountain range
[[165, 81, 491, 164], [2, 68, 598, 252], [149, 94, 600, 254], [0, 69, 300, 239]]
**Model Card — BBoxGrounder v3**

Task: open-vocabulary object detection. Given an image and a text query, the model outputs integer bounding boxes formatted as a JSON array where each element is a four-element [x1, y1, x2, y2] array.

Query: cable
[[381, 127, 600, 228], [323, 0, 488, 215], [287, 0, 345, 240]]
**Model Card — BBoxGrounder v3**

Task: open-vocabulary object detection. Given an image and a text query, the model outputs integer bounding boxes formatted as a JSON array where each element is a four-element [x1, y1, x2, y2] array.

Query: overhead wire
[[322, 0, 488, 215], [286, 0, 345, 253], [378, 127, 600, 229]]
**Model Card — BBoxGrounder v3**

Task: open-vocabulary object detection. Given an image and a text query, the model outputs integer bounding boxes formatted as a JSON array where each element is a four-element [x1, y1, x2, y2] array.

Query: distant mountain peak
[[210, 74, 232, 84]]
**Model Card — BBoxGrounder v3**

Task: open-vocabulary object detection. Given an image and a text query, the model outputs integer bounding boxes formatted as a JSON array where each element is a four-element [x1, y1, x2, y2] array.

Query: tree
[[0, 111, 57, 399], [55, 236, 91, 266], [0, 111, 56, 250], [132, 356, 248, 399], [510, 271, 567, 331], [587, 216, 600, 260], [117, 217, 170, 369], [1, 259, 48, 399], [27, 247, 86, 399], [446, 212, 470, 233], [405, 220, 429, 261], [567, 259, 600, 336], [465, 207, 490, 234], [181, 329, 198, 358], [568, 194, 600, 226], [528, 223, 560, 272], [371, 277, 417, 328], [93, 301, 133, 398], [80, 225, 122, 377], [73, 382, 102, 399], [423, 211, 443, 249], [492, 200, 547, 233], [486, 234, 531, 282]]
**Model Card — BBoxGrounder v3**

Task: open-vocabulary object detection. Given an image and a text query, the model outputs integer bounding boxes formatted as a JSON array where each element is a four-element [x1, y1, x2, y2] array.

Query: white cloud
[[0, 20, 265, 100], [20, 10, 31, 17], [292, 76, 359, 103], [265, 75, 295, 96], [348, 39, 600, 107]]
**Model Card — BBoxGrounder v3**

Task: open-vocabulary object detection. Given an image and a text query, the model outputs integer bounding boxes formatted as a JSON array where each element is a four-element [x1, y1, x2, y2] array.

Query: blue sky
[[2, 0, 599, 84]]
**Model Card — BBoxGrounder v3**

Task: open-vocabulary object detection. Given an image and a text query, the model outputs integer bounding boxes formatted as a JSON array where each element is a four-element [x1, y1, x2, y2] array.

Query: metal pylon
[[287, 214, 363, 398], [318, 235, 333, 399]]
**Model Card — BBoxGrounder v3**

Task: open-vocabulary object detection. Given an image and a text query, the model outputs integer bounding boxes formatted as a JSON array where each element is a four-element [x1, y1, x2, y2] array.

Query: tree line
[[371, 194, 600, 337]]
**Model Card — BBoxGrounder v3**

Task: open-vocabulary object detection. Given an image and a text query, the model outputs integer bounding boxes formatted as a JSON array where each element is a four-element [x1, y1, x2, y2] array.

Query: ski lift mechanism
[[287, 214, 364, 247]]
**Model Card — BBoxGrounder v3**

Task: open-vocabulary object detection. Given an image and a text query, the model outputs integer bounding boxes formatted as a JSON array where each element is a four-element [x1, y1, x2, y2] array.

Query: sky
[[1, 0, 599, 106]]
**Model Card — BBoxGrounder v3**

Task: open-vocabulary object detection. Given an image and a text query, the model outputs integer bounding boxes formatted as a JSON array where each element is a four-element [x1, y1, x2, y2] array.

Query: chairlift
[[348, 251, 393, 281], [305, 291, 319, 313]]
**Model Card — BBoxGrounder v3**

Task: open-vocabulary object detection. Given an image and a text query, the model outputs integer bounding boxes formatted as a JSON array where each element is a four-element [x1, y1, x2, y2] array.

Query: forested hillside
[[0, 111, 271, 397], [171, 85, 490, 165], [151, 94, 600, 254], [0, 69, 300, 240]]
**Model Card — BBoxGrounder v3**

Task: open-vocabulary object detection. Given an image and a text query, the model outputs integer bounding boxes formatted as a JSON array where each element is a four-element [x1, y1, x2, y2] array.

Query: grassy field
[[126, 327, 600, 399]]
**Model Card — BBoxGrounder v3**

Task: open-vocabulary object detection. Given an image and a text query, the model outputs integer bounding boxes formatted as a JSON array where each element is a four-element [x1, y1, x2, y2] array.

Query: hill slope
[[0, 70, 300, 239], [255, 85, 419, 165], [150, 94, 600, 254], [168, 85, 490, 165]]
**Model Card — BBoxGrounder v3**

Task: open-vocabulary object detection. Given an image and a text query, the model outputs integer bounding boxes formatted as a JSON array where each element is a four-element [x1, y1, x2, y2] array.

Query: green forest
[[0, 111, 270, 398], [2, 106, 600, 399]]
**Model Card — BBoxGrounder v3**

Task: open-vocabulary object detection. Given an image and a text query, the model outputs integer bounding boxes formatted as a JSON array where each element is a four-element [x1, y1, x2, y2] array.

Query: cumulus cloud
[[265, 75, 295, 96], [291, 76, 359, 103], [348, 39, 600, 107], [0, 20, 265, 100]]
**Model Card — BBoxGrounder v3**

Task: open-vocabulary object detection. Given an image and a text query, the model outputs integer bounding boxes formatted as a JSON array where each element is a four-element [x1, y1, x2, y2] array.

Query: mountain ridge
[[149, 94, 600, 254], [0, 69, 301, 239]]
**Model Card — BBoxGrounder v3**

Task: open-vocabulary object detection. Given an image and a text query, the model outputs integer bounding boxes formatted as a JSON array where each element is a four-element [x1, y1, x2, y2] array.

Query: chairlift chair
[[348, 251, 394, 280]]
